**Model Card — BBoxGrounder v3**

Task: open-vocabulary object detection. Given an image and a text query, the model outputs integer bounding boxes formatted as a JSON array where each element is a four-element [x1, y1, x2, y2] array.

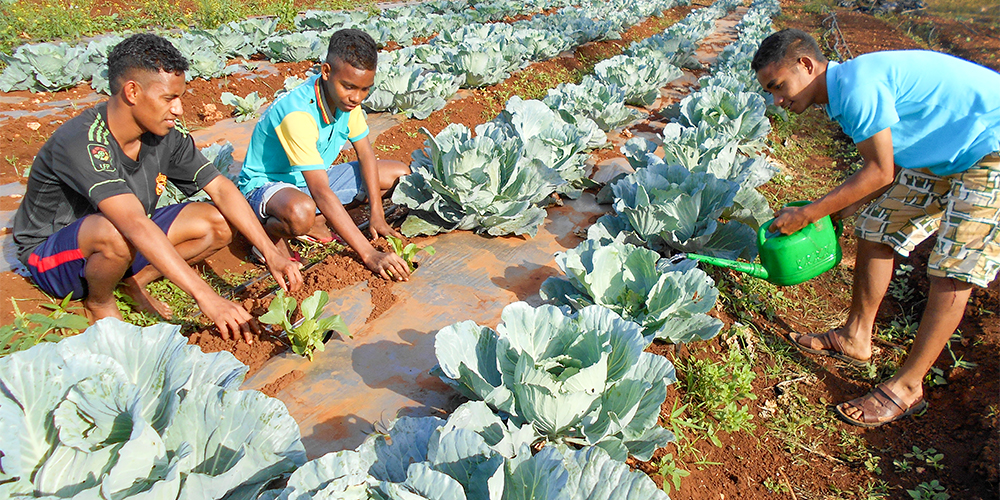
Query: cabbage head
[[597, 161, 758, 260], [493, 97, 595, 198], [593, 54, 682, 108], [543, 76, 644, 132], [0, 319, 306, 499], [434, 302, 676, 461], [675, 86, 770, 153], [540, 238, 723, 344], [391, 123, 564, 237]]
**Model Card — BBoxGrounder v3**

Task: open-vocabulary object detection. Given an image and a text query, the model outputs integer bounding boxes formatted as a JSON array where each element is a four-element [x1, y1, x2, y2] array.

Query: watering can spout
[[684, 253, 770, 280]]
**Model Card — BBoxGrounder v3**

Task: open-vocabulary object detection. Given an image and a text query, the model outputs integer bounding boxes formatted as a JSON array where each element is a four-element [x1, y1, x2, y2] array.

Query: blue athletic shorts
[[245, 161, 366, 222], [27, 203, 189, 300]]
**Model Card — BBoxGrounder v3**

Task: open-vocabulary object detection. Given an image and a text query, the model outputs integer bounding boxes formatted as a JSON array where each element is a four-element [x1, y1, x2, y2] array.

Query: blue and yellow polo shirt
[[238, 74, 369, 194]]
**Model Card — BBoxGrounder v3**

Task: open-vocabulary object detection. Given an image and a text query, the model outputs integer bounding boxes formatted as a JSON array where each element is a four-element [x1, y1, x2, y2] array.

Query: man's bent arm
[[771, 127, 897, 234], [201, 176, 302, 292], [354, 136, 399, 239], [96, 193, 258, 341]]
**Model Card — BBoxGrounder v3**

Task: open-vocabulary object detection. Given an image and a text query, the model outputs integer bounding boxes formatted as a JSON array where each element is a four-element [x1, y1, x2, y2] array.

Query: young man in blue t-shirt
[[752, 29, 1000, 427], [239, 29, 411, 281]]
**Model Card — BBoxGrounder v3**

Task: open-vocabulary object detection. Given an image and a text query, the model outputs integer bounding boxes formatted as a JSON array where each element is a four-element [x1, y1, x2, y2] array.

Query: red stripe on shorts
[[28, 249, 84, 273]]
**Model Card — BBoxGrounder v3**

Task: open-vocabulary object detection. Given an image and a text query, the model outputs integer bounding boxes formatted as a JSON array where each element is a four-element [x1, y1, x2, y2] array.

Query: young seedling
[[386, 235, 435, 272], [905, 446, 945, 471], [907, 480, 949, 500], [258, 290, 349, 360], [656, 453, 690, 494], [1, 295, 90, 356]]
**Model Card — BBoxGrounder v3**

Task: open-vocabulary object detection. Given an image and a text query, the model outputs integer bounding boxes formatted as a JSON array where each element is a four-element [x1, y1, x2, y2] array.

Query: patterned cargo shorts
[[854, 152, 1000, 287]]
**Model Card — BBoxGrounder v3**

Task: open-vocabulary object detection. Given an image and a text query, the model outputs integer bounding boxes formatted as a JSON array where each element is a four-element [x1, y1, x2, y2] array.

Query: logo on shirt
[[89, 144, 114, 172], [155, 173, 168, 196]]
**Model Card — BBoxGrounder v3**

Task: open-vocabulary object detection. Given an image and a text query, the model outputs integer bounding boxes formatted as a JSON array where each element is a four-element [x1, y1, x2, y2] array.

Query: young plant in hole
[[386, 235, 435, 272], [259, 290, 349, 360], [905, 446, 945, 471]]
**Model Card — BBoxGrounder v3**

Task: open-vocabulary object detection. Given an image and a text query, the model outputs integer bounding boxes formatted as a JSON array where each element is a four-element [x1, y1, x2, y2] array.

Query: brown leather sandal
[[789, 329, 869, 367], [833, 384, 928, 428]]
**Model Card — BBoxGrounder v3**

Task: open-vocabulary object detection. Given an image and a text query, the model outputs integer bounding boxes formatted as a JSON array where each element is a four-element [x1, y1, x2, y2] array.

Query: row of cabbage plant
[[364, 0, 687, 119], [425, 0, 784, 472], [418, 0, 748, 475], [591, 0, 782, 263], [388, 0, 747, 238], [0, 0, 586, 93], [540, 0, 741, 133]]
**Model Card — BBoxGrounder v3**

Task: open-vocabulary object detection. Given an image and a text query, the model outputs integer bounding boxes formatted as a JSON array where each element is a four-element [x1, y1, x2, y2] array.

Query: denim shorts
[[245, 161, 366, 222]]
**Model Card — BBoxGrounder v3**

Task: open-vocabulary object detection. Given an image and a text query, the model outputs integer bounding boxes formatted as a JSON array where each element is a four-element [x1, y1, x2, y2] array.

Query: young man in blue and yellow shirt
[[239, 29, 412, 281], [752, 29, 1000, 428]]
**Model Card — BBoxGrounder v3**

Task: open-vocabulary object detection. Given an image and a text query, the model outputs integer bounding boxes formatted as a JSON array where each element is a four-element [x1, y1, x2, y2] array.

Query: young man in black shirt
[[13, 34, 301, 342]]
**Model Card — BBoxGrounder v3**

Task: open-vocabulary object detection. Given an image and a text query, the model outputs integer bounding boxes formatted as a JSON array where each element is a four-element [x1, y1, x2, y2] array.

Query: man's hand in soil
[[366, 213, 402, 240], [363, 249, 410, 282], [261, 246, 304, 293], [198, 294, 259, 344]]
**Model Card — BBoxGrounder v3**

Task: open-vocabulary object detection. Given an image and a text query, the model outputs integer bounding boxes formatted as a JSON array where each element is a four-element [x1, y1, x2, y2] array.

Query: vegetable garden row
[[0, 0, 796, 497]]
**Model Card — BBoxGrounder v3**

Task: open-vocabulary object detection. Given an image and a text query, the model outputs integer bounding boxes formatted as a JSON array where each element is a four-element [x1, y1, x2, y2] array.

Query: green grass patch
[[477, 63, 585, 120], [676, 327, 759, 434], [1, 0, 375, 57]]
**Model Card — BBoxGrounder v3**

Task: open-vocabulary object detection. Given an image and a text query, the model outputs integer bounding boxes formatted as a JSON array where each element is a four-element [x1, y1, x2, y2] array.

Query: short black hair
[[325, 29, 377, 72], [107, 34, 189, 95], [751, 29, 827, 73]]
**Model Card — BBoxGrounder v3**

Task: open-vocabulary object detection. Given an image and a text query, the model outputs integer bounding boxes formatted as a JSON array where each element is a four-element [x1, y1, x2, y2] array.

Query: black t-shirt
[[13, 102, 219, 265]]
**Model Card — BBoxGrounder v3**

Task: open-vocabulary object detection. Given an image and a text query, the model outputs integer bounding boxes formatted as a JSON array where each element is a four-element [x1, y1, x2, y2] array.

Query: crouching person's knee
[[205, 205, 233, 246], [81, 215, 132, 265], [285, 198, 318, 236]]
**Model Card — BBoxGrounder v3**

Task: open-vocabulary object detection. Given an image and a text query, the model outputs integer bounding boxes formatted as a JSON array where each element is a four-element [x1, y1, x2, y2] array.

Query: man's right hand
[[261, 246, 304, 293], [198, 293, 259, 344], [363, 249, 410, 282], [769, 205, 816, 235]]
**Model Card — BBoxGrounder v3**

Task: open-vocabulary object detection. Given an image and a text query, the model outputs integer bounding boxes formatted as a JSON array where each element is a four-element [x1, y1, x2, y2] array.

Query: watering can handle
[[833, 217, 843, 237]]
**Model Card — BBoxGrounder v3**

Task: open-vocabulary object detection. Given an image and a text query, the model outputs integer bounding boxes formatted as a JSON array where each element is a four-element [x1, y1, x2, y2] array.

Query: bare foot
[[121, 277, 173, 320], [83, 297, 124, 323], [306, 215, 334, 242]]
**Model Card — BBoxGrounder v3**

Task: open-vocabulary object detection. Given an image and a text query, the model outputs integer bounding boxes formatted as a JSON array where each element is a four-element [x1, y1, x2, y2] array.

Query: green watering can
[[686, 201, 843, 286]]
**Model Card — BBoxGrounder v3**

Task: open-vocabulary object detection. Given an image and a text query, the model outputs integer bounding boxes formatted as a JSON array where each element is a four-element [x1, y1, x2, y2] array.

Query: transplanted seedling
[[259, 290, 349, 360], [386, 235, 435, 271]]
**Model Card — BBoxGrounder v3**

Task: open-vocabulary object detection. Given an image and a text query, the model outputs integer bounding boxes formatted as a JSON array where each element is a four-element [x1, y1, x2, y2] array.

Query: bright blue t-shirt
[[824, 50, 1000, 175], [238, 74, 369, 195]]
